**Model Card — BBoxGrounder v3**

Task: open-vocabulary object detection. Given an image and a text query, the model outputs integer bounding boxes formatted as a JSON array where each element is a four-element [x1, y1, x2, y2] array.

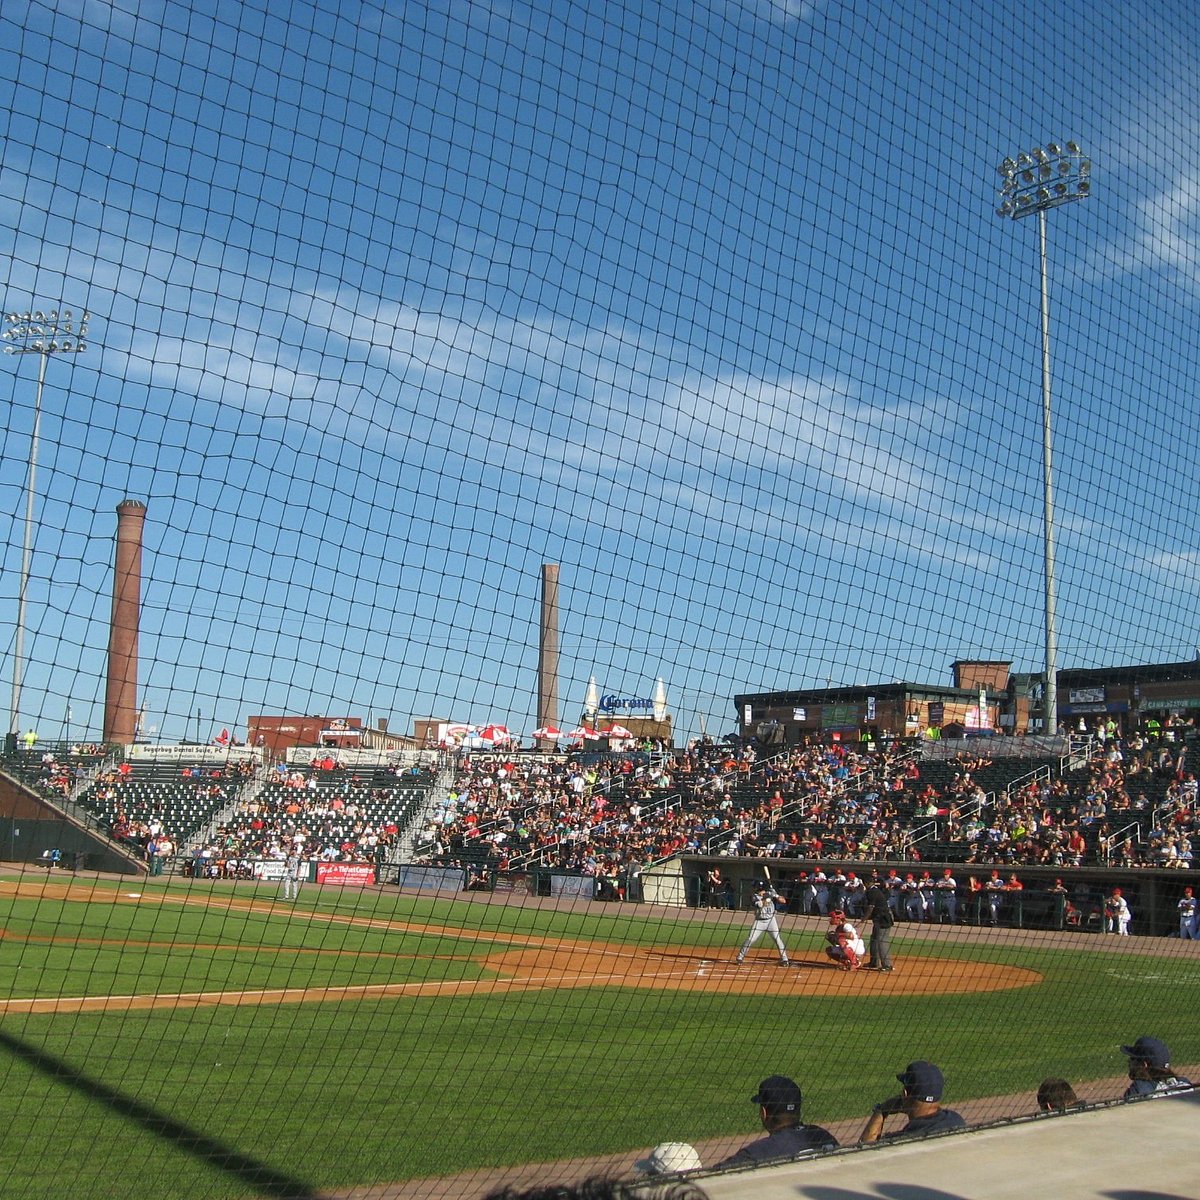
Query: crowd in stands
[[183, 758, 438, 876], [416, 721, 1200, 881], [11, 718, 1200, 886], [18, 745, 437, 877]]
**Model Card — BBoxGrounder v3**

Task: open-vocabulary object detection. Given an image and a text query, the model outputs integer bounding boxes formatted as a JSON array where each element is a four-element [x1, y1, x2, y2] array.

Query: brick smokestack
[[104, 499, 146, 746], [538, 564, 559, 742]]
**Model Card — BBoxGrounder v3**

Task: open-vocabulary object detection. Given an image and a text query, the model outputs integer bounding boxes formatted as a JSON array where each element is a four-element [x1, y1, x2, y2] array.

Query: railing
[[1065, 734, 1096, 772], [1101, 820, 1143, 863], [183, 764, 276, 854], [902, 818, 940, 852], [1004, 764, 1051, 804], [391, 761, 457, 863], [67, 748, 123, 804]]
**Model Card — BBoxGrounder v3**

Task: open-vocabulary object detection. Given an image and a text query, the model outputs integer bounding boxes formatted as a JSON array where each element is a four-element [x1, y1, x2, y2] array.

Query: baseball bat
[[763, 865, 778, 901]]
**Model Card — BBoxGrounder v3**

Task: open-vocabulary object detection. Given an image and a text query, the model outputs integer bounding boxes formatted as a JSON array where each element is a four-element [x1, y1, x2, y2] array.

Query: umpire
[[863, 871, 894, 971]]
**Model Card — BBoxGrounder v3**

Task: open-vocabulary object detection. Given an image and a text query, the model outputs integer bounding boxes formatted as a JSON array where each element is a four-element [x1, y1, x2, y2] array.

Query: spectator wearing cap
[[859, 1060, 965, 1143], [714, 1075, 838, 1168], [633, 1142, 702, 1176], [1120, 1037, 1194, 1099]]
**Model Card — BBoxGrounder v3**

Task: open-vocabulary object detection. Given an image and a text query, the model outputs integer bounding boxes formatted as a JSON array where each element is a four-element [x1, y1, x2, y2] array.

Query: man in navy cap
[[714, 1075, 838, 1168], [859, 1060, 965, 1142], [1120, 1037, 1193, 1098]]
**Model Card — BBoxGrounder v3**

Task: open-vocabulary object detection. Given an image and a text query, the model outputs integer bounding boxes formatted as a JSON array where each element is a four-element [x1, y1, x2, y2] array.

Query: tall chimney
[[538, 564, 559, 742], [104, 499, 146, 746]]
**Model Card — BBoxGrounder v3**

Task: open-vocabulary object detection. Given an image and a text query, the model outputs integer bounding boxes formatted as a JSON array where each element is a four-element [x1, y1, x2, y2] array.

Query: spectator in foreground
[[634, 1143, 702, 1176], [859, 1060, 966, 1143], [1120, 1037, 1194, 1098], [1036, 1078, 1080, 1112], [714, 1075, 838, 1168]]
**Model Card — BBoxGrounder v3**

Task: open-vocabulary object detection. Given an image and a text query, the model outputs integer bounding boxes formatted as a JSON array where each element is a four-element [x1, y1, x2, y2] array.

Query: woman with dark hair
[[1036, 1078, 1080, 1112]]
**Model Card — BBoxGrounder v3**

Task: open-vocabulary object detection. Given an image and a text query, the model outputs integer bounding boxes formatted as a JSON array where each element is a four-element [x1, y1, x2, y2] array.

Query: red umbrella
[[477, 724, 512, 745], [532, 726, 564, 739], [602, 724, 634, 739]]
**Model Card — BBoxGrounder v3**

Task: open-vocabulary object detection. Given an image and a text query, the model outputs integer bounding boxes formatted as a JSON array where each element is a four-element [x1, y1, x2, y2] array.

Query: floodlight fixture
[[993, 140, 1093, 735], [3, 305, 93, 738]]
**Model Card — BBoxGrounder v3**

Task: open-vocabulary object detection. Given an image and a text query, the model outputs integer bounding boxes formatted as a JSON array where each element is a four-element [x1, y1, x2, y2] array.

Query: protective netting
[[2, 0, 1200, 1197]]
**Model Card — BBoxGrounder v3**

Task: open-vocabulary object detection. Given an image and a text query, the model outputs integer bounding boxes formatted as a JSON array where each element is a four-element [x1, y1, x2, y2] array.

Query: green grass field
[[0, 872, 1194, 1199]]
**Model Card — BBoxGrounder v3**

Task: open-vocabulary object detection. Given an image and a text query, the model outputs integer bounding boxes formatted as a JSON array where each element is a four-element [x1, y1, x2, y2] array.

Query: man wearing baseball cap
[[633, 1142, 703, 1175], [714, 1075, 838, 1168], [859, 1060, 965, 1143], [1120, 1036, 1194, 1098]]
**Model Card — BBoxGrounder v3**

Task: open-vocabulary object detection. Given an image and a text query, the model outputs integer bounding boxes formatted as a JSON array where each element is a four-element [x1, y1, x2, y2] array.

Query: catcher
[[824, 909, 865, 971]]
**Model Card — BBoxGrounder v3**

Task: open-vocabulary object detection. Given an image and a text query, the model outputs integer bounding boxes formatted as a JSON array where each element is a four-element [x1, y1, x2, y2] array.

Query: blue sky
[[2, 0, 1200, 744]]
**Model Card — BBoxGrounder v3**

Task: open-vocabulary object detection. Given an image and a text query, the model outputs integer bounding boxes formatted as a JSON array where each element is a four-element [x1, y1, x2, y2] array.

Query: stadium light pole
[[3, 307, 91, 740], [995, 141, 1091, 737]]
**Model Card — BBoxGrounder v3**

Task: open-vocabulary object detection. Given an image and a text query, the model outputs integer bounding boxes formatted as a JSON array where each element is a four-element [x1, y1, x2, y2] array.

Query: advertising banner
[[315, 863, 376, 886], [395, 864, 465, 891], [549, 874, 593, 897], [128, 744, 258, 763]]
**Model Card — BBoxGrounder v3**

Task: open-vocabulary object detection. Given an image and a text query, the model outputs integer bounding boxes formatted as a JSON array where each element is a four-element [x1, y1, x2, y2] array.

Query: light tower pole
[[995, 142, 1091, 735], [3, 307, 91, 740]]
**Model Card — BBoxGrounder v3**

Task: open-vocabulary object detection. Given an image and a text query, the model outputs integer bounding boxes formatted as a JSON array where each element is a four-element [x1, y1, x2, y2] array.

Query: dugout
[[677, 855, 1197, 935]]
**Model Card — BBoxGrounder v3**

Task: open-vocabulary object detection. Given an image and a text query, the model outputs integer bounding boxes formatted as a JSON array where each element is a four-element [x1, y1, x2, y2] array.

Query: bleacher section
[[413, 731, 1199, 888], [188, 760, 437, 871], [71, 757, 259, 856], [3, 744, 439, 873], [6, 731, 1196, 883]]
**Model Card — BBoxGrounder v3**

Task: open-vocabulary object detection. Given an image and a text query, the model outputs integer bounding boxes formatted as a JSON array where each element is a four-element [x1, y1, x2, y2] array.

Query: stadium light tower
[[3, 307, 90, 741], [996, 141, 1091, 736]]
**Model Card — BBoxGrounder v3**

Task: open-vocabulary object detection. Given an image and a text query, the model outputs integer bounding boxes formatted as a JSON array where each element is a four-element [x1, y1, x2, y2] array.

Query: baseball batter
[[736, 881, 791, 965]]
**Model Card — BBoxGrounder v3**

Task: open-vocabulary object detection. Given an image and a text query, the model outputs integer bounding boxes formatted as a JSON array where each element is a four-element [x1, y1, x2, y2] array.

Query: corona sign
[[598, 693, 654, 713]]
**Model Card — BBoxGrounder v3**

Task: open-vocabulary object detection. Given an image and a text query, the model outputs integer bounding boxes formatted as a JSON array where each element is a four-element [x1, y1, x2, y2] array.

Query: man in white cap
[[633, 1142, 702, 1175]]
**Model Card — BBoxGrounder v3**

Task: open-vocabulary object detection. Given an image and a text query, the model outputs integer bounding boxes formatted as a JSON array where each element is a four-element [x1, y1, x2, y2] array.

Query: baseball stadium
[[3, 1, 1200, 1198]]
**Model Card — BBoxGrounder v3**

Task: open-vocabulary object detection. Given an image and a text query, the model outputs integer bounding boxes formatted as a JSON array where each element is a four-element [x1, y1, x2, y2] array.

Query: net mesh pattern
[[1, 0, 1199, 1197]]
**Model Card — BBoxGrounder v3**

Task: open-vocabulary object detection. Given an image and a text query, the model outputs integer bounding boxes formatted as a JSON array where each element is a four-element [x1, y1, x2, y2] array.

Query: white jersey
[[752, 891, 782, 923], [832, 920, 866, 957]]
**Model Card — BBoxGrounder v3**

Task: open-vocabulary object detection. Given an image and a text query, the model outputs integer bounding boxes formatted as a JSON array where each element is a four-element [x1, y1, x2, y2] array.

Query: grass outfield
[[0, 872, 1195, 1199]]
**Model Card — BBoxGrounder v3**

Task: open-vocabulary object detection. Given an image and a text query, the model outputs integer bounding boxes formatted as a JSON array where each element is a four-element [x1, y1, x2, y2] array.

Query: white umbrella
[[603, 724, 634, 739]]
